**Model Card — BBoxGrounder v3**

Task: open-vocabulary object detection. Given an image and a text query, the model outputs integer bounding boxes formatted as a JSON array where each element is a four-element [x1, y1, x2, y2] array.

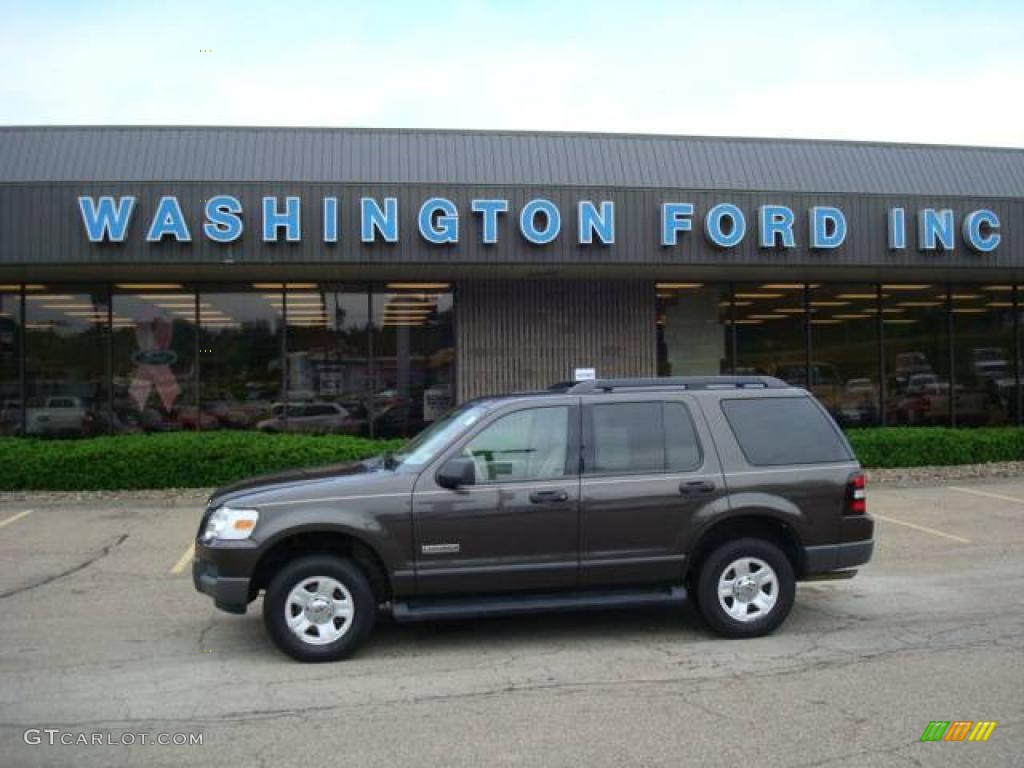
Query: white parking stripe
[[0, 510, 32, 529], [170, 543, 195, 575], [948, 486, 1024, 505], [872, 513, 972, 544]]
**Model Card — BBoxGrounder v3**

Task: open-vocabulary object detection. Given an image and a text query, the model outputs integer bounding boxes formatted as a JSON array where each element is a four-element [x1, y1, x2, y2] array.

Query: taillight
[[846, 472, 867, 514]]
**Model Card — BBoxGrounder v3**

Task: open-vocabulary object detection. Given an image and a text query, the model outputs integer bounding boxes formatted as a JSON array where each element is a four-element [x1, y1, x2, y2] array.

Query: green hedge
[[846, 427, 1024, 469], [1, 427, 1023, 491], [0, 432, 404, 491]]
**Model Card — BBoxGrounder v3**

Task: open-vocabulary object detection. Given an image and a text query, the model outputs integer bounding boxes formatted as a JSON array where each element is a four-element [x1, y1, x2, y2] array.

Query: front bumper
[[192, 538, 261, 614]]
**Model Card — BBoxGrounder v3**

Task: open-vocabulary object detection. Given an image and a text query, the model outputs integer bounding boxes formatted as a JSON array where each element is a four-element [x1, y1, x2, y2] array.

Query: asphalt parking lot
[[0, 481, 1022, 768]]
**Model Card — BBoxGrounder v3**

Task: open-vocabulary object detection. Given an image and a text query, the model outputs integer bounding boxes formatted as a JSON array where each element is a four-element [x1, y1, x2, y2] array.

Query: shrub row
[[1, 427, 1023, 491], [0, 432, 404, 491], [846, 427, 1024, 469]]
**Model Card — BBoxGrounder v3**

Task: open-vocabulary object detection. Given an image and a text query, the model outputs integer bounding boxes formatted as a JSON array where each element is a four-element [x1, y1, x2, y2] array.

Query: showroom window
[[284, 284, 371, 436], [369, 283, 454, 438], [950, 284, 1016, 426], [657, 283, 730, 376], [197, 285, 284, 431], [808, 284, 881, 427], [111, 284, 198, 434], [732, 282, 807, 385], [0, 285, 21, 435]]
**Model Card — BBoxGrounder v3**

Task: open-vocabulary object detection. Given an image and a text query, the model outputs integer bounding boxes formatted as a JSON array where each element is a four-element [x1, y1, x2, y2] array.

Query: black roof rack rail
[[565, 376, 789, 394]]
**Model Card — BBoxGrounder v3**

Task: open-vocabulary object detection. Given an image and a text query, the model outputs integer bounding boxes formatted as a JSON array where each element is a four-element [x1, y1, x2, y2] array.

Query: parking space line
[[872, 512, 971, 544], [170, 542, 195, 575], [948, 486, 1024, 505], [0, 510, 32, 530]]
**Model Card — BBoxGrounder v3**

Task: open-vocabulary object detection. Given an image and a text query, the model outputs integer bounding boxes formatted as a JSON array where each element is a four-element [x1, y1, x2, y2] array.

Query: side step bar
[[392, 584, 687, 623]]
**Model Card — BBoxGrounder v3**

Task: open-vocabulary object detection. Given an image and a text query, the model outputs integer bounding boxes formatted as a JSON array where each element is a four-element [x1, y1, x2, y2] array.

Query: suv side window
[[587, 401, 702, 474], [721, 396, 852, 465], [461, 406, 571, 483]]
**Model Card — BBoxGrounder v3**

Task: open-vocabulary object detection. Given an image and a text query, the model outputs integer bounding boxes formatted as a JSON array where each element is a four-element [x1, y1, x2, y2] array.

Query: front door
[[412, 401, 581, 595], [579, 395, 727, 587]]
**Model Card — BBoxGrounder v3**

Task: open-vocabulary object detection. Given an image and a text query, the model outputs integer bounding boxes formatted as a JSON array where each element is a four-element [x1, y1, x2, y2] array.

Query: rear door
[[579, 394, 727, 588]]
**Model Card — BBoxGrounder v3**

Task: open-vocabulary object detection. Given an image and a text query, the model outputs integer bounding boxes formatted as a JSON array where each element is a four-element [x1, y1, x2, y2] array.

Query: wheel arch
[[251, 527, 392, 603], [686, 511, 804, 584]]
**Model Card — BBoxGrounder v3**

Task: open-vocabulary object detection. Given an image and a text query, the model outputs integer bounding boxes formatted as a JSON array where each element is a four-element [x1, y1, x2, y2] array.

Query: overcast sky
[[2, 0, 1022, 147]]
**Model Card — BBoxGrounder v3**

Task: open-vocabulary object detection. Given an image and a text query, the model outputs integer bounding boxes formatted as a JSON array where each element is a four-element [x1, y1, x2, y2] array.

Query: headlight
[[202, 507, 259, 542]]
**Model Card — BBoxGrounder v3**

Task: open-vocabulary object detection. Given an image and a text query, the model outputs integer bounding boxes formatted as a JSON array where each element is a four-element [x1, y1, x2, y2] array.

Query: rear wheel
[[697, 538, 795, 638], [263, 555, 375, 662]]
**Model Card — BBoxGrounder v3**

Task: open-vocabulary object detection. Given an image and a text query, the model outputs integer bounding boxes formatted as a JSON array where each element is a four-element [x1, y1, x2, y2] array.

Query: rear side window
[[588, 401, 702, 474], [721, 397, 851, 466]]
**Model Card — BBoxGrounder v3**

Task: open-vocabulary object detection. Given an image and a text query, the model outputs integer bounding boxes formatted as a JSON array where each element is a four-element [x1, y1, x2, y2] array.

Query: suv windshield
[[389, 401, 493, 468]]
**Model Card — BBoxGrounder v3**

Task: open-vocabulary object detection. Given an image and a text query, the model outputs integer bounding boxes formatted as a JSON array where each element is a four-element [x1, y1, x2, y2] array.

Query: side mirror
[[437, 456, 476, 489]]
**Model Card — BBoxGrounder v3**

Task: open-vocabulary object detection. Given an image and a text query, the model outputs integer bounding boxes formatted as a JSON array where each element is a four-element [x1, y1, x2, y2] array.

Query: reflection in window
[[0, 287, 21, 435], [112, 285, 196, 433], [809, 284, 880, 426], [24, 286, 110, 437], [462, 406, 569, 482], [657, 283, 730, 375], [951, 285, 1015, 426], [281, 285, 369, 435], [370, 284, 454, 438], [732, 283, 807, 385], [198, 286, 283, 431], [883, 284, 950, 426]]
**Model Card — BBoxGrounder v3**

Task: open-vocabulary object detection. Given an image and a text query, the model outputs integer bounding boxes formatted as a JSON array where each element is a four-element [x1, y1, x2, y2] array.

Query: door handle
[[529, 489, 569, 504], [679, 480, 716, 496]]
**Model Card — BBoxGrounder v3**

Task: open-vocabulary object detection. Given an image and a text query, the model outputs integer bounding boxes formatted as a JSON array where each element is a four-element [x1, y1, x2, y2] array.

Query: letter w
[[920, 721, 949, 742], [78, 195, 136, 241]]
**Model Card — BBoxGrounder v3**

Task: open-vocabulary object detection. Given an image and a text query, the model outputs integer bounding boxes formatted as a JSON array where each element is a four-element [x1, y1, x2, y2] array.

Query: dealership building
[[0, 126, 1021, 438]]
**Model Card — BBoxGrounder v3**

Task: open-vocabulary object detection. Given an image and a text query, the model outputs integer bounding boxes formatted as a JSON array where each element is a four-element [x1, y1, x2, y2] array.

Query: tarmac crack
[[0, 533, 128, 600]]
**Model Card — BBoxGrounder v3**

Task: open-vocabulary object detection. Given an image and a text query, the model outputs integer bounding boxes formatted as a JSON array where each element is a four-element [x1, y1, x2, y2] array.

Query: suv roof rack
[[564, 376, 789, 394]]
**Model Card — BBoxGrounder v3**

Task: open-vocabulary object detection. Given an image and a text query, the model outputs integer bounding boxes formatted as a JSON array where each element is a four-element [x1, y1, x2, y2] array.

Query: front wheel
[[697, 538, 795, 639], [263, 555, 376, 662]]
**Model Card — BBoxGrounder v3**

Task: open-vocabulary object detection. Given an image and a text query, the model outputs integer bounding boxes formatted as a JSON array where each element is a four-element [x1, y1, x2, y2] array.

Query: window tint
[[664, 402, 701, 470], [462, 406, 570, 483], [591, 402, 664, 473], [721, 397, 852, 465]]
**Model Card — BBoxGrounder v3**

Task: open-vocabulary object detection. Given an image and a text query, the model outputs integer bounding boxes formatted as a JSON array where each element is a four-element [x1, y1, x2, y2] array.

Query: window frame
[[582, 398, 704, 478]]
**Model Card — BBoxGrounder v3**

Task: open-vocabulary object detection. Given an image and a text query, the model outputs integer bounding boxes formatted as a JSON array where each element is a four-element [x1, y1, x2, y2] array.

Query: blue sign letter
[[78, 195, 136, 242], [418, 197, 459, 244], [578, 201, 614, 245], [809, 206, 846, 249], [962, 209, 1000, 253], [661, 203, 694, 246], [361, 197, 399, 242], [323, 197, 338, 243], [704, 203, 746, 248], [146, 196, 191, 242], [471, 199, 509, 244], [917, 208, 955, 251], [262, 196, 301, 242], [888, 207, 906, 250], [204, 195, 243, 243], [758, 205, 795, 248], [519, 199, 561, 244]]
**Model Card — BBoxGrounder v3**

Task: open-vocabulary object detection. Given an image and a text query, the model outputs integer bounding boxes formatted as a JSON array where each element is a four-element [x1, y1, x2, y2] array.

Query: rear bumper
[[801, 539, 874, 577], [192, 555, 252, 615]]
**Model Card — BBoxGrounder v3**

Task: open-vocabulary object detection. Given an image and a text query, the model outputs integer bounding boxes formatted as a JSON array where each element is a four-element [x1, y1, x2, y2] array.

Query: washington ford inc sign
[[77, 195, 1003, 253]]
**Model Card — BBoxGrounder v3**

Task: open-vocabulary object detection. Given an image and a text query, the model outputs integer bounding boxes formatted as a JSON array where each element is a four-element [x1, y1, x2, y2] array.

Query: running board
[[392, 585, 687, 623]]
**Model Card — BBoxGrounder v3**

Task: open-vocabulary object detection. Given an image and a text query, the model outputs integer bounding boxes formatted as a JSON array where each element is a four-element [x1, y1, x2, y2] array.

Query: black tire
[[697, 538, 795, 639], [263, 554, 376, 662]]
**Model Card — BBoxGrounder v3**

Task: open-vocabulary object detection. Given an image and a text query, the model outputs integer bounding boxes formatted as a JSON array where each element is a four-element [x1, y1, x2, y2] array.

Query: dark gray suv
[[193, 377, 874, 662]]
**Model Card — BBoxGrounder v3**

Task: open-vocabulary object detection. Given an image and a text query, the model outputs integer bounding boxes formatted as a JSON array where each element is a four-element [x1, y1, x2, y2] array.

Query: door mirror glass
[[437, 456, 476, 488]]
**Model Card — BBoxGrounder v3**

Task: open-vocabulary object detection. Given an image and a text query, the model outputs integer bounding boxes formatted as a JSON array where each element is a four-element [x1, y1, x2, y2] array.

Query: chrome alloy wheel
[[717, 556, 778, 623], [284, 576, 355, 645]]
